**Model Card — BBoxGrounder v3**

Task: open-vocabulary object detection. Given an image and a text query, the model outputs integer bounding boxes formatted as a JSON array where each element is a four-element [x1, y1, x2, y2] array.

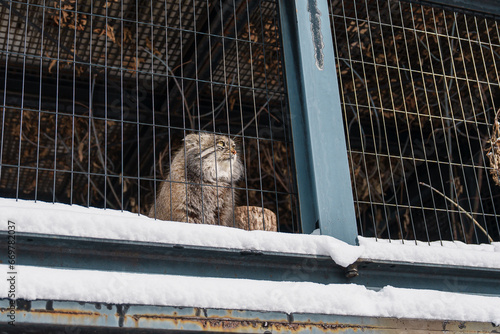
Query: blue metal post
[[279, 0, 358, 244]]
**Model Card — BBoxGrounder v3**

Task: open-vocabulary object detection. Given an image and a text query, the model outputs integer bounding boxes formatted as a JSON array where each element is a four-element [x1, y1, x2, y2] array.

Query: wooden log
[[233, 206, 277, 232]]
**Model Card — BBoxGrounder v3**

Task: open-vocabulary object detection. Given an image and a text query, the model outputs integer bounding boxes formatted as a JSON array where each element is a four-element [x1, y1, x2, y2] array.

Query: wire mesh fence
[[329, 0, 500, 244], [0, 0, 300, 233]]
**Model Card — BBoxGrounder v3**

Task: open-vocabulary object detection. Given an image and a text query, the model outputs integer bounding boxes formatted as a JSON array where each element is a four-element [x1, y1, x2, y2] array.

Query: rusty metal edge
[[1, 299, 499, 333]]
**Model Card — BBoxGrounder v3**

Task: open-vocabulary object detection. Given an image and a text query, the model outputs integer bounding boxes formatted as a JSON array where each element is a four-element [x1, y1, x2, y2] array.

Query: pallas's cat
[[149, 133, 243, 226]]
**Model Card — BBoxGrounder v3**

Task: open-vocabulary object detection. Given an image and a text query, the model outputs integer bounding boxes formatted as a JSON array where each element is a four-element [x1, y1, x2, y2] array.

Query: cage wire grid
[[329, 0, 500, 244], [0, 0, 300, 233]]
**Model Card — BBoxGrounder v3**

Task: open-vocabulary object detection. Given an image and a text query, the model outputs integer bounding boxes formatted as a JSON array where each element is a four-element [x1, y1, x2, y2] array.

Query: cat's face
[[184, 133, 243, 183], [213, 136, 237, 162]]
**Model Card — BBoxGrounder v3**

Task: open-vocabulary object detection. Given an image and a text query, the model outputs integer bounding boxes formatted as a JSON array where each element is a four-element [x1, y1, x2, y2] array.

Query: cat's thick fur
[[149, 133, 243, 226]]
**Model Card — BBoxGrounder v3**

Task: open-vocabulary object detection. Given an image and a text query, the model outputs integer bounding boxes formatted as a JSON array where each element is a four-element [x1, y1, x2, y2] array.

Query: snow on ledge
[[0, 198, 361, 267], [359, 236, 500, 269], [1, 264, 500, 325], [1, 198, 500, 269]]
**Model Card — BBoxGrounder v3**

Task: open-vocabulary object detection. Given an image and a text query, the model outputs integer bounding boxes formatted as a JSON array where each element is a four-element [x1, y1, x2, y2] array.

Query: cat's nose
[[231, 147, 236, 155]]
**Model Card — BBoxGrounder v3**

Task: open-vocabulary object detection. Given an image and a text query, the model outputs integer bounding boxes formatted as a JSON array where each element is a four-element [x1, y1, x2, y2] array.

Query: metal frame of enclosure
[[1, 0, 500, 332]]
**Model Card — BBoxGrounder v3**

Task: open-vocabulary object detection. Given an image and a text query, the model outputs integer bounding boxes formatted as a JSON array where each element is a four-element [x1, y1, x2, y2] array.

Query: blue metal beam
[[3, 232, 500, 296], [2, 231, 352, 284], [278, 0, 358, 244]]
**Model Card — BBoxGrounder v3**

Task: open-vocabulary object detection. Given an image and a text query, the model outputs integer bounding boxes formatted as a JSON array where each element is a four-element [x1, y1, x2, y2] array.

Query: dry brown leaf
[[125, 56, 143, 74], [123, 177, 129, 193], [123, 27, 133, 44], [61, 10, 69, 22], [104, 0, 119, 7], [146, 37, 162, 57], [486, 109, 500, 186], [94, 24, 116, 44], [106, 24, 116, 43], [229, 95, 236, 111], [76, 66, 85, 76], [48, 59, 57, 73], [78, 141, 85, 162], [93, 28, 106, 37]]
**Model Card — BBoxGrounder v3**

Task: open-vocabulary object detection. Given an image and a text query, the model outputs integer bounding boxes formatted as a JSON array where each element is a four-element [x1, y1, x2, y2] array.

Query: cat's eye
[[217, 141, 225, 148]]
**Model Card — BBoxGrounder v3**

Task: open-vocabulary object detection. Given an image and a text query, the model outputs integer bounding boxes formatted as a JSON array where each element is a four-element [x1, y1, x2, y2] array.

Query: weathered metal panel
[[1, 299, 498, 333]]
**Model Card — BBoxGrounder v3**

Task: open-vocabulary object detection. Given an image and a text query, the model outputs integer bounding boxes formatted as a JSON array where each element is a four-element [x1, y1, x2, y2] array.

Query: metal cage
[[330, 0, 500, 244], [0, 0, 300, 233]]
